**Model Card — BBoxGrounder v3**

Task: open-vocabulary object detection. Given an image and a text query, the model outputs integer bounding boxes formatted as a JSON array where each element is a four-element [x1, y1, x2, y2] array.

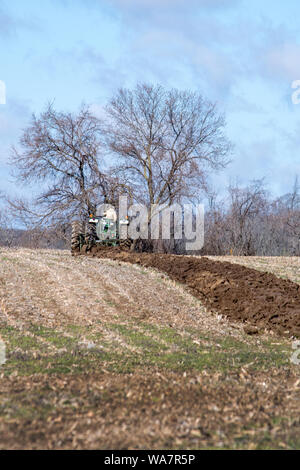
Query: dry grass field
[[0, 249, 299, 449], [208, 256, 300, 285]]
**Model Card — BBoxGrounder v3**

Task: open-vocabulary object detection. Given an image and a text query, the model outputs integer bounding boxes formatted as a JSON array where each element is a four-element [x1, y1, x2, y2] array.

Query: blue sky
[[0, 0, 300, 199]]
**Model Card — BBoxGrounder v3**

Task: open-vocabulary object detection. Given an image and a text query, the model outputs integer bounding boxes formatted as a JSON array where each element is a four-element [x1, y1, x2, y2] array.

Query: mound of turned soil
[[85, 247, 300, 338]]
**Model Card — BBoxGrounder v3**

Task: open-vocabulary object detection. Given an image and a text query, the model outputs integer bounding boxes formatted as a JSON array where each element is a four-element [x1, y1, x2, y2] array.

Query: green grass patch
[[109, 323, 168, 352], [3, 350, 109, 376], [29, 325, 78, 350], [0, 321, 293, 377], [1, 326, 46, 351]]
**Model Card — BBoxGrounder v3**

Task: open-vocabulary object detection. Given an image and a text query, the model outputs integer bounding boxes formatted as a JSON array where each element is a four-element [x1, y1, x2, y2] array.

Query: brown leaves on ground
[[0, 249, 299, 450], [0, 369, 299, 450]]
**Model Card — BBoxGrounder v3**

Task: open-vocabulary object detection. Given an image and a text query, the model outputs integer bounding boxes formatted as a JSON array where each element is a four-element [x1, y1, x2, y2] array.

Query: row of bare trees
[[1, 83, 299, 255], [0, 191, 69, 249], [202, 178, 300, 256], [2, 177, 299, 254]]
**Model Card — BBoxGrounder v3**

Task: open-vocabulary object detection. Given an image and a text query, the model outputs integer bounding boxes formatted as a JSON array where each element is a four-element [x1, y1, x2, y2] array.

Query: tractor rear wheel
[[71, 221, 84, 255], [85, 222, 97, 248]]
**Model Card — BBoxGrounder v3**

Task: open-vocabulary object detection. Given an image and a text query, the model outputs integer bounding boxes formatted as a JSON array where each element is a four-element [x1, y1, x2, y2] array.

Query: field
[[0, 248, 299, 450]]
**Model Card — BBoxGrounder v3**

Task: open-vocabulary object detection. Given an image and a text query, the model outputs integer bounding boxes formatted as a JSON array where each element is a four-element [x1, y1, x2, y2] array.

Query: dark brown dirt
[[86, 247, 300, 338]]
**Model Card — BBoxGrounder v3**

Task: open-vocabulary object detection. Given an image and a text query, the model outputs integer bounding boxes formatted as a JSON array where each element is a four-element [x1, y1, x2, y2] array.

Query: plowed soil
[[87, 248, 300, 338]]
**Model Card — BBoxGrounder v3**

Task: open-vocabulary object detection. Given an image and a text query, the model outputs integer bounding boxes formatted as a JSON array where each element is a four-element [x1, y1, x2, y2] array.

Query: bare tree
[[225, 180, 268, 255], [106, 84, 231, 209], [286, 176, 300, 238], [7, 86, 232, 252], [0, 193, 19, 247], [8, 104, 120, 235], [272, 176, 300, 255]]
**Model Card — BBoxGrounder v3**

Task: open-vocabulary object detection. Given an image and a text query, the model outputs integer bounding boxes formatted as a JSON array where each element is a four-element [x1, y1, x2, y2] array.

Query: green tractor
[[71, 208, 131, 255]]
